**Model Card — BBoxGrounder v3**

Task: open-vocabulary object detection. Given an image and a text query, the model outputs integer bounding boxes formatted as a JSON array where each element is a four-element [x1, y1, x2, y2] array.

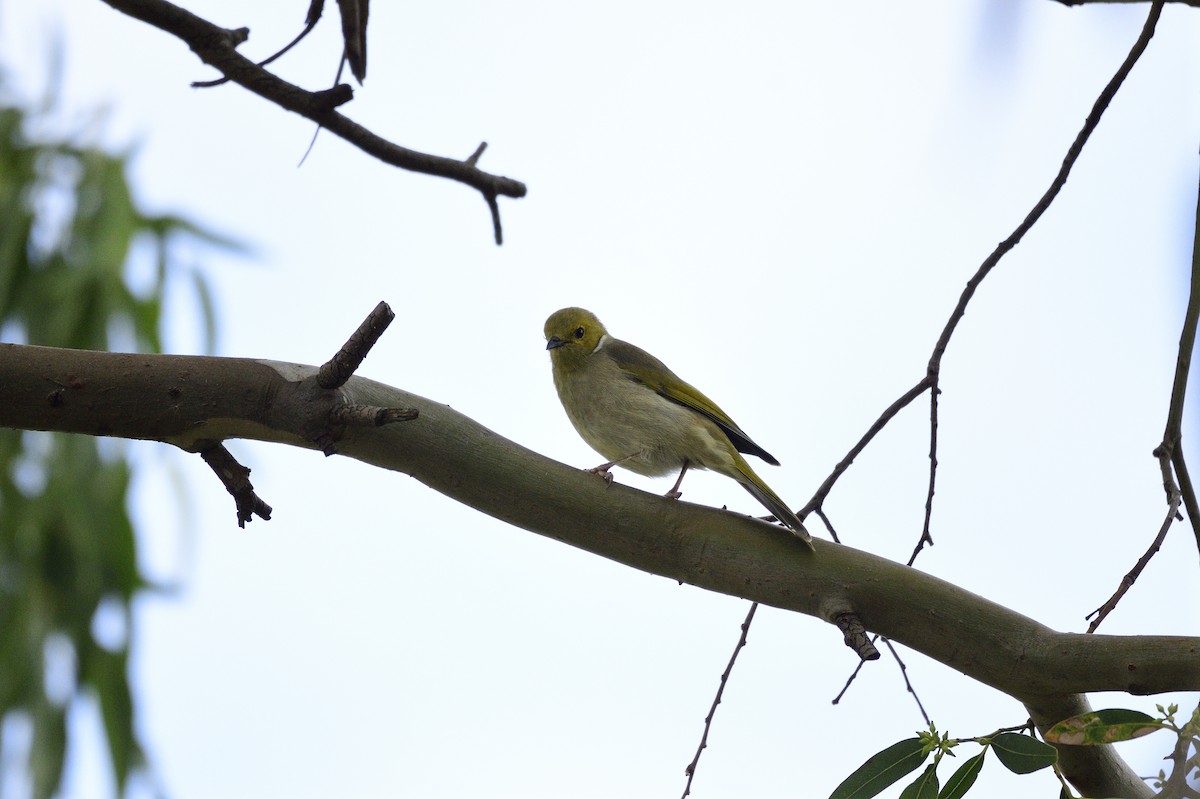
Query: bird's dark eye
[[573, 327, 585, 339]]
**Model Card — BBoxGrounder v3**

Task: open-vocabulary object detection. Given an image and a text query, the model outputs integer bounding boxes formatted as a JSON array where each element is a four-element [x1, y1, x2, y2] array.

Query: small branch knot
[[835, 612, 880, 661], [310, 84, 354, 112]]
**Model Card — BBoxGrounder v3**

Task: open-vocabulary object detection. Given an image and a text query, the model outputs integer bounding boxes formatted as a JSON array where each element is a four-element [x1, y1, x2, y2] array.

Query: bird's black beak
[[546, 336, 567, 350]]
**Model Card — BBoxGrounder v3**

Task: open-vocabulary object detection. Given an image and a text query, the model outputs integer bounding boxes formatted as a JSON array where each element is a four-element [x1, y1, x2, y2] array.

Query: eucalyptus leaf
[[830, 737, 929, 799], [899, 763, 940, 799], [991, 733, 1058, 774], [1043, 709, 1164, 745], [938, 751, 985, 799]]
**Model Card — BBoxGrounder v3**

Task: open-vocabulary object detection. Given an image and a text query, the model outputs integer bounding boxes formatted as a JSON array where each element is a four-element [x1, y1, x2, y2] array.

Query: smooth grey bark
[[3, 342, 1195, 797]]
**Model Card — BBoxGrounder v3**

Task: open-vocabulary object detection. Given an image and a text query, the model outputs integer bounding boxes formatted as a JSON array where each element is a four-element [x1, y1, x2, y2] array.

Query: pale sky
[[1, 1, 1198, 798]]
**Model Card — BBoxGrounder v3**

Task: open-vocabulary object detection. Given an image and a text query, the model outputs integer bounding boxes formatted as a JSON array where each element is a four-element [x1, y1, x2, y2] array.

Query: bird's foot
[[664, 488, 683, 500], [585, 465, 615, 485]]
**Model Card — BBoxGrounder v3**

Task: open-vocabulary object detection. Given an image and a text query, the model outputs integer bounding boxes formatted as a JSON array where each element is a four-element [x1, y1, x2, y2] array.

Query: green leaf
[[899, 763, 940, 799], [86, 647, 142, 791], [30, 702, 67, 799], [1043, 709, 1164, 745], [191, 266, 218, 354], [939, 751, 985, 799], [991, 732, 1058, 774], [830, 738, 929, 799]]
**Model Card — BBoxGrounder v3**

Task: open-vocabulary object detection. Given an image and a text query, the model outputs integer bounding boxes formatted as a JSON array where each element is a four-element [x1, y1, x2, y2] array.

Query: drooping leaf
[[830, 737, 929, 799], [991, 732, 1058, 774], [899, 763, 940, 799], [938, 751, 985, 799], [1043, 709, 1164, 745], [29, 701, 67, 799], [0, 69, 238, 797]]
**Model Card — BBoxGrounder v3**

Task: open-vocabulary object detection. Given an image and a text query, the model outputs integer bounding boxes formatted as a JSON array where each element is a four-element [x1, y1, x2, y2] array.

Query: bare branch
[[806, 0, 1165, 521], [2, 343, 1195, 702], [812, 505, 841, 544], [1087, 447, 1183, 632], [318, 300, 394, 389], [99, 0, 526, 244], [926, 0, 1164, 376], [199, 442, 273, 527], [831, 645, 871, 706], [1160, 166, 1200, 554], [881, 638, 930, 726], [912, 383, 940, 564], [801, 378, 931, 516], [680, 602, 757, 799], [191, 7, 322, 88]]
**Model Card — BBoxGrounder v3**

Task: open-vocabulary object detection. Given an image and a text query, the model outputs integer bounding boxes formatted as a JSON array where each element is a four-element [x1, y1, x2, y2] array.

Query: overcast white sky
[[2, 1, 1199, 797]]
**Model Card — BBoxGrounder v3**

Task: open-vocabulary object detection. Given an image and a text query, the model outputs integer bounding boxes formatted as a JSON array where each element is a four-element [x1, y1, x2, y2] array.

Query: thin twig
[[820, 0, 1166, 706], [1161, 163, 1200, 555], [1089, 88, 1200, 628], [801, 378, 931, 516], [1086, 448, 1182, 632], [813, 505, 841, 544], [806, 0, 1166, 521], [831, 637, 876, 705], [881, 638, 930, 726], [681, 602, 757, 799], [1173, 448, 1200, 554], [926, 0, 1165, 374], [192, 11, 321, 88], [911, 383, 940, 564]]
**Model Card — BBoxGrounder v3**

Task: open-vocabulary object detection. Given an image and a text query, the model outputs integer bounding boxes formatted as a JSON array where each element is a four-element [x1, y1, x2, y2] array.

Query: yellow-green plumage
[[544, 307, 812, 548]]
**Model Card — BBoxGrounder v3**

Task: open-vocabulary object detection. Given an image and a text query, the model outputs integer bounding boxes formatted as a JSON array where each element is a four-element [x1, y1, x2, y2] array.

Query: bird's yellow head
[[544, 307, 608, 372]]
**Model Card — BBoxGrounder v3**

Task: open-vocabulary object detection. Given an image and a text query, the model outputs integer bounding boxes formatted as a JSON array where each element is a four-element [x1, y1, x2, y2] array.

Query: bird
[[544, 307, 812, 548]]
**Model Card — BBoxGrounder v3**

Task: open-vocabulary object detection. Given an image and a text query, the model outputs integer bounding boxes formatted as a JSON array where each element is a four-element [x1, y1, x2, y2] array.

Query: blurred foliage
[[0, 73, 237, 798]]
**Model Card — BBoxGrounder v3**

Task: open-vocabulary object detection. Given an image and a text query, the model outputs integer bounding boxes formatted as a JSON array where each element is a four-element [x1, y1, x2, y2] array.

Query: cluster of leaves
[[0, 77, 231, 798], [830, 722, 1058, 799], [833, 704, 1200, 799]]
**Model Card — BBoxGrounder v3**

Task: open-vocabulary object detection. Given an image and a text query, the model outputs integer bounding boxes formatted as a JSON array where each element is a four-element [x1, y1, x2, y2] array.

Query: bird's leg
[[586, 452, 642, 484], [665, 461, 690, 499]]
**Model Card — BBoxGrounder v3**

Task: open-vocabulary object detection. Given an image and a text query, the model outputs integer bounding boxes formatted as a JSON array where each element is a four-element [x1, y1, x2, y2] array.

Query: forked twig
[[101, 0, 525, 244], [200, 443, 273, 527], [819, 0, 1166, 703]]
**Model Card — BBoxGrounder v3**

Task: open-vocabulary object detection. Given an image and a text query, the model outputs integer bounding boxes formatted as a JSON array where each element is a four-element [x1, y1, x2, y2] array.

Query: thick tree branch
[[2, 343, 1194, 798], [1, 344, 1195, 704], [98, 0, 526, 244], [1053, 0, 1197, 6]]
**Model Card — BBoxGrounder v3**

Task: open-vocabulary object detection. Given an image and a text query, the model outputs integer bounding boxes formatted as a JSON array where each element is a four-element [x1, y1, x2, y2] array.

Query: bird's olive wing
[[607, 339, 780, 465]]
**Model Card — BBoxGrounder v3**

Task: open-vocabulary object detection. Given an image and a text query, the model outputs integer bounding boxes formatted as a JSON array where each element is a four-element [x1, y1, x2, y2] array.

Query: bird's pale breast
[[554, 354, 736, 477]]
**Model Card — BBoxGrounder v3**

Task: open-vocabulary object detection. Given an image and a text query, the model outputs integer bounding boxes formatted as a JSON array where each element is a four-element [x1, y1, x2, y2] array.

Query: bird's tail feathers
[[735, 462, 814, 549]]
